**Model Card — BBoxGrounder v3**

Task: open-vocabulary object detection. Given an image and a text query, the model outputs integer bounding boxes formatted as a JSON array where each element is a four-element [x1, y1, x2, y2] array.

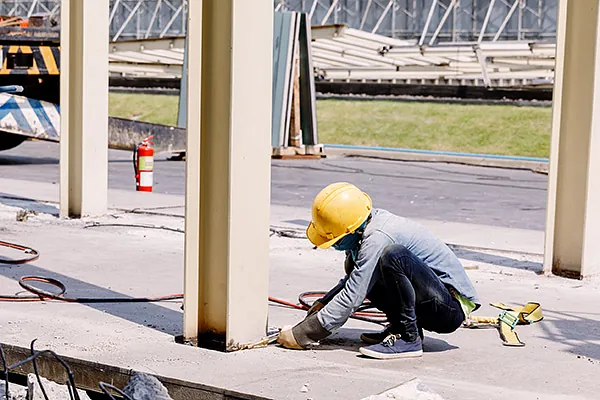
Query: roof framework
[[2, 1, 557, 86], [2, 1, 557, 43]]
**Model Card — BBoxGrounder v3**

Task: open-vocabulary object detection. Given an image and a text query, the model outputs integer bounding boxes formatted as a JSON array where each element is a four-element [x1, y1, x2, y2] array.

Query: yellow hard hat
[[306, 182, 372, 249]]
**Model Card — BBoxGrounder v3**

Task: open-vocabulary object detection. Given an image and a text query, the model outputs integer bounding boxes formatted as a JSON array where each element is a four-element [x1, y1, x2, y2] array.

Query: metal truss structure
[[0, 0, 59, 19], [2, 1, 557, 86], [275, 0, 558, 43], [3, 1, 557, 44], [1, 0, 187, 40]]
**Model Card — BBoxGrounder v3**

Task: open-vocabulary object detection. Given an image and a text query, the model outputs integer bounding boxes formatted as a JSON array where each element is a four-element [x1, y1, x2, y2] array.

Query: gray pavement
[[0, 140, 548, 230]]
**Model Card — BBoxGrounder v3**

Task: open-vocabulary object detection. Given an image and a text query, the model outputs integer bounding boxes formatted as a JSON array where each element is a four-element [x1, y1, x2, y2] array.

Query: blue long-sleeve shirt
[[317, 208, 481, 332]]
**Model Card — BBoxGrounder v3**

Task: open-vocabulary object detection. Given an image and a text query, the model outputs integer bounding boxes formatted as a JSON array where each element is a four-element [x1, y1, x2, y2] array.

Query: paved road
[[0, 140, 548, 230]]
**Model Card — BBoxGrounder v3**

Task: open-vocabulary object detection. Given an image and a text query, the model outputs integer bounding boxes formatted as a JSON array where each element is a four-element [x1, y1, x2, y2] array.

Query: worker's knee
[[379, 244, 411, 273]]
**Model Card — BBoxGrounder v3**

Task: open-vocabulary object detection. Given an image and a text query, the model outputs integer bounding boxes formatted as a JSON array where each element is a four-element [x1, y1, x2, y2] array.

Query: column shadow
[[0, 193, 59, 216], [0, 261, 182, 336]]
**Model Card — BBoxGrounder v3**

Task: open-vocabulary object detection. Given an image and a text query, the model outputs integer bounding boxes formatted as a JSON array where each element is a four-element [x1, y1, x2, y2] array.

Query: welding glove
[[277, 314, 330, 349]]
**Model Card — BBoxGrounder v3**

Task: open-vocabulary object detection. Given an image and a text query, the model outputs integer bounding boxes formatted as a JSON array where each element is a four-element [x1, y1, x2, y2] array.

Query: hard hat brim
[[306, 222, 349, 249]]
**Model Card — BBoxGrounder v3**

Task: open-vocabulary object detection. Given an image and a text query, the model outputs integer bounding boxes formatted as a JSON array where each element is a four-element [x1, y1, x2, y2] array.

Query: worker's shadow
[[316, 328, 458, 354]]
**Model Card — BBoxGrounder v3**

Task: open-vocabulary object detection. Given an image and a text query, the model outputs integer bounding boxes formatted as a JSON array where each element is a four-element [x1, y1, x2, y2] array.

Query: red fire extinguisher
[[134, 136, 154, 192]]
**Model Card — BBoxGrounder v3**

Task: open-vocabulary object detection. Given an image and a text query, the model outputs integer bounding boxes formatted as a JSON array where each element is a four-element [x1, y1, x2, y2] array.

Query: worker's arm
[[306, 252, 354, 316], [319, 277, 347, 304], [279, 232, 391, 349], [317, 231, 392, 332]]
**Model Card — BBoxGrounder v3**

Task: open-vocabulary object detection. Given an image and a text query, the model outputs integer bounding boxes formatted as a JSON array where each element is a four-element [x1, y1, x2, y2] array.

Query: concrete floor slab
[[0, 180, 598, 399]]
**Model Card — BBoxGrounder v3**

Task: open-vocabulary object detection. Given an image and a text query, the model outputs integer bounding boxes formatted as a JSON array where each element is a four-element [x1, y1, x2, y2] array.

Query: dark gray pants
[[367, 244, 465, 341]]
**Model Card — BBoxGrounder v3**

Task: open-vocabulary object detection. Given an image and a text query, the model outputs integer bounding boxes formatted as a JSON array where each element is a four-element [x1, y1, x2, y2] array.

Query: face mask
[[333, 232, 362, 251]]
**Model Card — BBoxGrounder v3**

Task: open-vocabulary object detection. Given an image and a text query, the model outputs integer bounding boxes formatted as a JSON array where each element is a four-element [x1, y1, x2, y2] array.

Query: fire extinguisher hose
[[133, 143, 139, 179]]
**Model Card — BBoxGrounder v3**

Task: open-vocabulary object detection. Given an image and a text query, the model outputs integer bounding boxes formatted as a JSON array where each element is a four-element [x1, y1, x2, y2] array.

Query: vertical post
[[517, 0, 523, 40], [184, 0, 273, 350], [413, 0, 418, 35], [391, 0, 396, 38], [538, 0, 543, 33], [183, 0, 201, 344], [59, 0, 109, 218], [472, 0, 477, 40], [544, 0, 600, 278], [453, 0, 459, 41]]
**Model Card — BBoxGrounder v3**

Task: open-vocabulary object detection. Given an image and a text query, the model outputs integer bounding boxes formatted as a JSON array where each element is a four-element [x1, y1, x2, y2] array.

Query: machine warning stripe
[[0, 46, 8, 75], [0, 45, 59, 75], [27, 97, 57, 138], [40, 46, 59, 74], [31, 47, 47, 74], [0, 93, 60, 140], [16, 45, 32, 54], [50, 46, 60, 70], [0, 95, 33, 133]]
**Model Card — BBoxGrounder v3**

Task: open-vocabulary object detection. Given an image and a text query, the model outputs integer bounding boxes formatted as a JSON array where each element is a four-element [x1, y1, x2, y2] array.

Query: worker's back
[[363, 208, 480, 306]]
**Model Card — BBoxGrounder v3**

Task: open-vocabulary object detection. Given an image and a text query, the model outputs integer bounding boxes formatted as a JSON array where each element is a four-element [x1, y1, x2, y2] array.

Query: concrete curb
[[324, 146, 550, 173]]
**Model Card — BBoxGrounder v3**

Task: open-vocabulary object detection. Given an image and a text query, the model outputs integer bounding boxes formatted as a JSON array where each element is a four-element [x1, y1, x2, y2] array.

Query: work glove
[[277, 325, 303, 350], [277, 314, 330, 349], [306, 299, 324, 316]]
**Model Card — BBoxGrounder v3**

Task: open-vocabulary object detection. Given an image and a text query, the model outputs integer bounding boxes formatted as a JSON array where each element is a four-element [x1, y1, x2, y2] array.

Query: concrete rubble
[[0, 177, 599, 399], [123, 372, 173, 400], [0, 372, 172, 400], [0, 374, 91, 400], [28, 375, 91, 400], [0, 383, 27, 400]]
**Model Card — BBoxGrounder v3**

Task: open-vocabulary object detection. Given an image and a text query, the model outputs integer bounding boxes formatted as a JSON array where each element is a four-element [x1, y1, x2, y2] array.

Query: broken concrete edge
[[0, 343, 270, 400], [324, 146, 549, 173], [361, 377, 445, 400]]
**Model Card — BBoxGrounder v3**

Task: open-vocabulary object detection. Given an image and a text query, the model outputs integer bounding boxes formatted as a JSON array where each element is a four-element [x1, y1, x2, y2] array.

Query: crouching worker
[[277, 182, 480, 359]]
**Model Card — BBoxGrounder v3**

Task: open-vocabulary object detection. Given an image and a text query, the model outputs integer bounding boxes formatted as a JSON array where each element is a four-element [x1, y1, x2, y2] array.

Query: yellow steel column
[[184, 0, 273, 350], [544, 0, 600, 278], [59, 0, 109, 218]]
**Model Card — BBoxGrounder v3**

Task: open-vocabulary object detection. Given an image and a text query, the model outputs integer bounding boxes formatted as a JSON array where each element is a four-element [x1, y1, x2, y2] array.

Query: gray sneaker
[[359, 335, 423, 360], [360, 326, 424, 344]]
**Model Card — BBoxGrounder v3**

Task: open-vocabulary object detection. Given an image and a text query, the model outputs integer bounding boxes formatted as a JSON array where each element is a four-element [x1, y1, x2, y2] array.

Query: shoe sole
[[358, 347, 423, 360]]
